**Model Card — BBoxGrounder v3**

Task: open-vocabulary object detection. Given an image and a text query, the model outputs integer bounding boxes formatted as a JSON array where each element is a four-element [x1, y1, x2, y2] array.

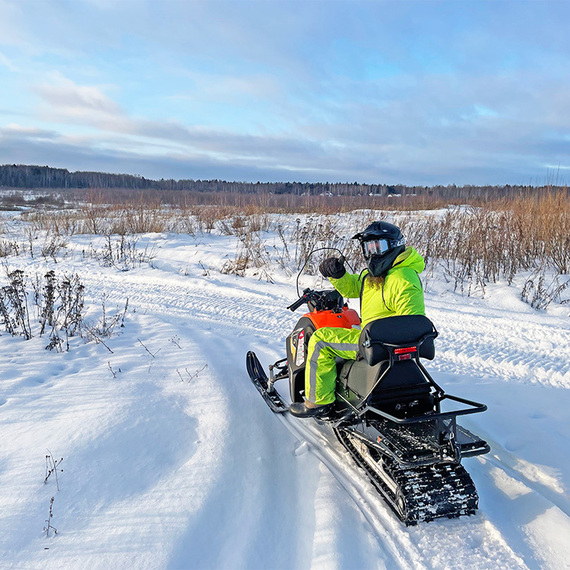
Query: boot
[[289, 400, 334, 418]]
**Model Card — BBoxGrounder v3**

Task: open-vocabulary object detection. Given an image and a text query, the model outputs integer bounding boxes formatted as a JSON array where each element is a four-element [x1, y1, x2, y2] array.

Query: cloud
[[3, 119, 562, 186], [3, 1, 570, 185], [2, 123, 58, 139], [35, 73, 123, 123], [16, 62, 570, 186], [0, 124, 326, 182], [31, 74, 336, 171]]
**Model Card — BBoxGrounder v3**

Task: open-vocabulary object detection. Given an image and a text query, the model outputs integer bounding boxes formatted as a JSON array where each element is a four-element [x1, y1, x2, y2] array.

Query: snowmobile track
[[334, 427, 479, 526], [276, 408, 528, 570]]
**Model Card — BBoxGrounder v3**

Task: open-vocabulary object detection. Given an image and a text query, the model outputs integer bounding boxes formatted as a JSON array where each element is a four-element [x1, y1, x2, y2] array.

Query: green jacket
[[330, 247, 425, 327]]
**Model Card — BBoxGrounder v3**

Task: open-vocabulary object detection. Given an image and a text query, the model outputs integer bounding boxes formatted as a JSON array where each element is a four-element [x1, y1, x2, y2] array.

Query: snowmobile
[[246, 273, 490, 526]]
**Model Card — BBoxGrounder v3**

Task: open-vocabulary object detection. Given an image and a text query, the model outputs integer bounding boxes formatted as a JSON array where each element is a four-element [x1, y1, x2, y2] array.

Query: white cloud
[[35, 73, 123, 122], [0, 123, 59, 140], [30, 74, 323, 168], [14, 64, 568, 186]]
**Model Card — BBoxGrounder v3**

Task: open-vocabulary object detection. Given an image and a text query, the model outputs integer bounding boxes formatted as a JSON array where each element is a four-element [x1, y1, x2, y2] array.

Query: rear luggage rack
[[363, 393, 487, 425]]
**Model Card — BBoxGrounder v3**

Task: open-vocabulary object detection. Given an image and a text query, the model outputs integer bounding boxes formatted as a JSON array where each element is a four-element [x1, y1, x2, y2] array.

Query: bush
[[0, 269, 85, 351]]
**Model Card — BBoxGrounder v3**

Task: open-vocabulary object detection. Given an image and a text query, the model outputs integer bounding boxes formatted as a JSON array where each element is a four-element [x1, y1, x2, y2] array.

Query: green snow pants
[[305, 326, 360, 405]]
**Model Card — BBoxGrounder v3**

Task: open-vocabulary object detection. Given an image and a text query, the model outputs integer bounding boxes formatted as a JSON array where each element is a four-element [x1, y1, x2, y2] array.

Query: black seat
[[359, 315, 437, 366], [358, 316, 438, 417]]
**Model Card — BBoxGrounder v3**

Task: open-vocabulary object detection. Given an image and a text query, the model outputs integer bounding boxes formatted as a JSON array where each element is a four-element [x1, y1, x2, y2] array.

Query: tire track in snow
[[80, 271, 296, 336], [165, 327, 301, 569], [278, 415, 426, 570], [94, 272, 311, 568], [427, 302, 570, 389], [80, 268, 570, 389], [479, 433, 570, 519], [471, 450, 570, 569]]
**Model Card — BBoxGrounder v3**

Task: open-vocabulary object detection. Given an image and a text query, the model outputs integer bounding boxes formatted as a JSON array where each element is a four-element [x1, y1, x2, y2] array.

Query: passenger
[[289, 221, 426, 417]]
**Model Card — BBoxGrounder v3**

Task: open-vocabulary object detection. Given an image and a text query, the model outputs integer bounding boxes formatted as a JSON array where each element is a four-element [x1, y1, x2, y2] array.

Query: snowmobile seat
[[359, 315, 436, 366], [339, 316, 438, 417]]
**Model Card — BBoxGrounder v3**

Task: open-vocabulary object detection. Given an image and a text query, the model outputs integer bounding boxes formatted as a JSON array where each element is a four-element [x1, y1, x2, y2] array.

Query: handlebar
[[287, 287, 316, 311], [289, 248, 353, 312], [287, 288, 345, 313], [287, 294, 308, 312]]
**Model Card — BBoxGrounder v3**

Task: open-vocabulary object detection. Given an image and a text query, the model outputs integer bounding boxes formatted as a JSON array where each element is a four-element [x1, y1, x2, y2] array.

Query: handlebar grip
[[287, 296, 306, 312]]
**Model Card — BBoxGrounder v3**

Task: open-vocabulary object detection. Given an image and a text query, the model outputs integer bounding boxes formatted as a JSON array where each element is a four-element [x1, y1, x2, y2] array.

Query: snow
[[0, 217, 569, 570]]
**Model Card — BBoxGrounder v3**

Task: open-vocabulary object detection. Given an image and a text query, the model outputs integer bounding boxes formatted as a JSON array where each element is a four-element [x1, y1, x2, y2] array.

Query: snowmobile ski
[[246, 351, 288, 413]]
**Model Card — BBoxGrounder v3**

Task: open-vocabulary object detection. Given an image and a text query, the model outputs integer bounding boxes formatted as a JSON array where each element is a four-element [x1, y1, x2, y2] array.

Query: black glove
[[319, 257, 346, 279]]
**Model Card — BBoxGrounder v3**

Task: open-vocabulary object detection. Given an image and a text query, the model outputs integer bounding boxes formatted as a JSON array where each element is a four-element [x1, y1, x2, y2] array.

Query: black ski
[[246, 351, 288, 413]]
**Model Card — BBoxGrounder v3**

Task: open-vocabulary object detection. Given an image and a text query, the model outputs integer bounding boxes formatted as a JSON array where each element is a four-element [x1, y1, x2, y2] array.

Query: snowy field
[[0, 213, 569, 570]]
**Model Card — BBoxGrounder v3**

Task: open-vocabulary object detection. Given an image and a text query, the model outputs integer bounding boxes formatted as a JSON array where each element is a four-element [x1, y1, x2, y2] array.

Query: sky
[[1, 0, 570, 186]]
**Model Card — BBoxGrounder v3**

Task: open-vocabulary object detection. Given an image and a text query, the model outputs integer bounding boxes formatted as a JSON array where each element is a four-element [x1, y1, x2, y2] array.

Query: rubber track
[[335, 427, 478, 526]]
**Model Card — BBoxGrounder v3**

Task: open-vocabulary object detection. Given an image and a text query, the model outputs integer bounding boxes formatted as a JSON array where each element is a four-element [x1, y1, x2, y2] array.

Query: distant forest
[[0, 163, 567, 200]]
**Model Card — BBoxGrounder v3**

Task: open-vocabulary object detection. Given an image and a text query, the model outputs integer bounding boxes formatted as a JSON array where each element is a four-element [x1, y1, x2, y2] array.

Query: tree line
[[0, 163, 566, 200]]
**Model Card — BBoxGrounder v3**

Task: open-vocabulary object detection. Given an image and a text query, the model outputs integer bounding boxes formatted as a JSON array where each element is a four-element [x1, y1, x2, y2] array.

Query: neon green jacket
[[330, 247, 425, 327]]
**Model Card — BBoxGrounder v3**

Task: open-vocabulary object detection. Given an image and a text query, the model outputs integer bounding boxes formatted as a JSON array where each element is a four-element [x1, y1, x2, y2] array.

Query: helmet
[[352, 221, 406, 277]]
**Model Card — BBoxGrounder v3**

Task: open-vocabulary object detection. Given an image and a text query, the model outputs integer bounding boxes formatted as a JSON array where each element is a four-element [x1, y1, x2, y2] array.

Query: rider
[[289, 221, 426, 417]]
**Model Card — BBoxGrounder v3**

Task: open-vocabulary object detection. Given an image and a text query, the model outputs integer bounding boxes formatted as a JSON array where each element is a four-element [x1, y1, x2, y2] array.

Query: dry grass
[[5, 189, 570, 303]]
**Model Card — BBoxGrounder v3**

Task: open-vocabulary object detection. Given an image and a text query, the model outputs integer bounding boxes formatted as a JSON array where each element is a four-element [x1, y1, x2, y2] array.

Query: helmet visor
[[362, 238, 391, 259]]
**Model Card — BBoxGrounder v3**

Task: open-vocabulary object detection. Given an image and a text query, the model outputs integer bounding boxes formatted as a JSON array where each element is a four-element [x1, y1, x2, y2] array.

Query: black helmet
[[352, 221, 406, 277]]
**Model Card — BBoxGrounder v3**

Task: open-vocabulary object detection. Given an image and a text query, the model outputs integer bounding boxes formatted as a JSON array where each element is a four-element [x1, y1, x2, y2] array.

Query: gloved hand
[[319, 257, 346, 279]]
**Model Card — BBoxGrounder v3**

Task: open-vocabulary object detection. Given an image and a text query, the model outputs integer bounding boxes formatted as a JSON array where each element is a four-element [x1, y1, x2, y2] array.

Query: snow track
[[1, 236, 569, 569], [427, 296, 570, 389]]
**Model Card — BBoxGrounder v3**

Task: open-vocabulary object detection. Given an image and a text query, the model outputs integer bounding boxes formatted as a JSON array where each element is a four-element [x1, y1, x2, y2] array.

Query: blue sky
[[1, 0, 570, 185]]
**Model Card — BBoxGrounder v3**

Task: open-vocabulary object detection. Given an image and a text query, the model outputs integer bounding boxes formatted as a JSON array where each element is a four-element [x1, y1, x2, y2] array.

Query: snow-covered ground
[[0, 220, 569, 570]]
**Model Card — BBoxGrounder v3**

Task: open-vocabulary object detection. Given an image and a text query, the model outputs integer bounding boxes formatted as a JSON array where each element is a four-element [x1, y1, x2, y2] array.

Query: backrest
[[359, 315, 437, 366]]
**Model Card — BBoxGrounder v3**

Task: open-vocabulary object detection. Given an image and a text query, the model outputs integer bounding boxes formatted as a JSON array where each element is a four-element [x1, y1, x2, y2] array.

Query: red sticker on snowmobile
[[296, 330, 305, 366]]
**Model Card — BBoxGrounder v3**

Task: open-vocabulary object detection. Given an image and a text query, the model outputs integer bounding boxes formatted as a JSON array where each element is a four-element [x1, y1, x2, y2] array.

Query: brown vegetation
[[0, 188, 568, 303]]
